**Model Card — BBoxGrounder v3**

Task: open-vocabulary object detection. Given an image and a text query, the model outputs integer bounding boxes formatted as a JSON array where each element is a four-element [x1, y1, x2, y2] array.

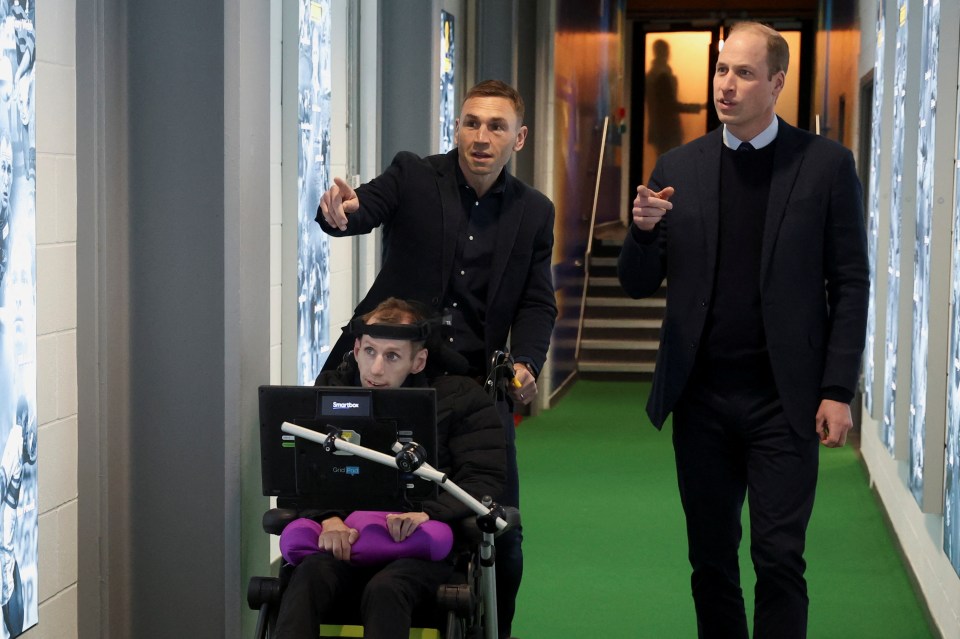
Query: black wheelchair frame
[[247, 424, 518, 639]]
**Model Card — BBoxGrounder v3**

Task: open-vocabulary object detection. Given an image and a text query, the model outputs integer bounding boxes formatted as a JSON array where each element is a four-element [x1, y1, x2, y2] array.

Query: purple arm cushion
[[344, 511, 454, 566], [279, 518, 323, 566], [278, 512, 454, 567]]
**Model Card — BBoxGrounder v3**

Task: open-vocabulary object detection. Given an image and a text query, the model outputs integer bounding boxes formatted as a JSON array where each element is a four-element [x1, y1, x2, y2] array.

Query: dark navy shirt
[[444, 163, 507, 375]]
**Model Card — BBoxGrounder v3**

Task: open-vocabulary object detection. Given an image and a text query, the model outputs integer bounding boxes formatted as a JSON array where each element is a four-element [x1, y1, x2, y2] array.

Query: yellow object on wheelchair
[[320, 625, 440, 638]]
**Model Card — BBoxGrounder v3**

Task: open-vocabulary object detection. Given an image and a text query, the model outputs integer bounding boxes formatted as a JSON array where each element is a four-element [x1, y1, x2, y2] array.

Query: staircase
[[576, 226, 666, 381]]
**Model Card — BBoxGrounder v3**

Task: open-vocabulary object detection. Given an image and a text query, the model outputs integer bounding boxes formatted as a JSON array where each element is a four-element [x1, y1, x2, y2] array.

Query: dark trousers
[[495, 399, 523, 639], [272, 553, 454, 639], [672, 376, 819, 639]]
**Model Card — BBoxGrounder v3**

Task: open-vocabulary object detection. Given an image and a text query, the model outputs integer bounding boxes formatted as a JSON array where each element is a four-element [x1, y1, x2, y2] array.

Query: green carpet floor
[[510, 380, 932, 638]]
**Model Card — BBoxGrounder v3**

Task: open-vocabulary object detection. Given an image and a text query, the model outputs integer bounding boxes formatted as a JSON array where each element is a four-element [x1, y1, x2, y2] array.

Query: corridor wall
[[33, 0, 80, 635], [857, 0, 960, 634]]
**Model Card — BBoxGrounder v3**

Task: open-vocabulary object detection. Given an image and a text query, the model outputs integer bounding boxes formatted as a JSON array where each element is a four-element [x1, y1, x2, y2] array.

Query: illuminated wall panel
[[908, 0, 938, 503], [865, 1, 885, 416], [0, 1, 38, 635], [946, 83, 960, 574], [882, 0, 909, 454], [296, 0, 332, 384], [439, 10, 455, 153]]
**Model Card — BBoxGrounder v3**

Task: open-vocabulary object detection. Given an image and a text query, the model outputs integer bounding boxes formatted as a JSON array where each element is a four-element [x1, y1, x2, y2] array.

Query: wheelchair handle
[[485, 350, 521, 400]]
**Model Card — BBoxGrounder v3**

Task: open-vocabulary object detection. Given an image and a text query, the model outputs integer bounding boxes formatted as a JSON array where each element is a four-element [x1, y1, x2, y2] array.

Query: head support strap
[[347, 316, 446, 342]]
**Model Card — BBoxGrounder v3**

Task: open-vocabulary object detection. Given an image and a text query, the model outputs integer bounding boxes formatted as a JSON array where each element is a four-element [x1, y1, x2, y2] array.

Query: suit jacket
[[319, 149, 557, 375], [618, 119, 868, 435]]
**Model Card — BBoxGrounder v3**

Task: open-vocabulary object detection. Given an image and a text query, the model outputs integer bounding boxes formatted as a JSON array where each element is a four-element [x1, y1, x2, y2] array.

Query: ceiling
[[626, 0, 819, 23]]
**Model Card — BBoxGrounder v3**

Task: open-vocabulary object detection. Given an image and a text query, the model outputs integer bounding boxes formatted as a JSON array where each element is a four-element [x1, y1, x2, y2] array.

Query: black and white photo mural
[[945, 20, 960, 578], [439, 10, 455, 153], [297, 0, 332, 384], [0, 0, 36, 636], [865, 0, 885, 416], [908, 0, 938, 505], [882, 0, 908, 454]]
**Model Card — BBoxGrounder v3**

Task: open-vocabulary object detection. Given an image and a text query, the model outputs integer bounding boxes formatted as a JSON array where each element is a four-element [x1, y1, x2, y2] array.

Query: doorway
[[629, 23, 806, 189]]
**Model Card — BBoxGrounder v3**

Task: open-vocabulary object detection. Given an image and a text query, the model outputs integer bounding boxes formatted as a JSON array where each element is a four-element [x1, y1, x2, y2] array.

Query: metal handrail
[[574, 116, 610, 362]]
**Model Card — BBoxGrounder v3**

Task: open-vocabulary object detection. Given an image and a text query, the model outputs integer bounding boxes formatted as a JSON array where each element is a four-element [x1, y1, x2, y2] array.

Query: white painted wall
[[31, 0, 79, 636]]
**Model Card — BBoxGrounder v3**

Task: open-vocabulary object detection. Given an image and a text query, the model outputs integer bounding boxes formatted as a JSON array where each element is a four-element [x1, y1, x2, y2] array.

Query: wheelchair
[[247, 423, 518, 639], [248, 350, 522, 638], [247, 503, 510, 639]]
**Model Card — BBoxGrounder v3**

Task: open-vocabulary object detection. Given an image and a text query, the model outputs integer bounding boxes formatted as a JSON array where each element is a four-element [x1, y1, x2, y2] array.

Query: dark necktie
[[737, 142, 755, 151]]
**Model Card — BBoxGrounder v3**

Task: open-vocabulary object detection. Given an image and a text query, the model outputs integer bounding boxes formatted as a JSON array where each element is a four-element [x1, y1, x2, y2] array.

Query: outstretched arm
[[314, 151, 419, 237], [618, 178, 674, 299], [630, 184, 674, 231], [318, 177, 359, 231]]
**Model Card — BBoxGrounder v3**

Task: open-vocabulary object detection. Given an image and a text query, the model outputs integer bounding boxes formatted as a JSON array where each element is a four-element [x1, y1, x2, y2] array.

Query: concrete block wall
[[270, 0, 283, 384], [30, 0, 79, 636]]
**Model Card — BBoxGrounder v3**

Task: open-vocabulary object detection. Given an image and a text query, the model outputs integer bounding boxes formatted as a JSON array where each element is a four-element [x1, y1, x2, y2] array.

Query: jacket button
[[431, 297, 439, 305]]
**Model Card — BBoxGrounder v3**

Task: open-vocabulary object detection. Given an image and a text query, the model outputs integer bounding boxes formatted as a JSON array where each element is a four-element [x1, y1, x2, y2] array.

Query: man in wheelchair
[[272, 297, 506, 638]]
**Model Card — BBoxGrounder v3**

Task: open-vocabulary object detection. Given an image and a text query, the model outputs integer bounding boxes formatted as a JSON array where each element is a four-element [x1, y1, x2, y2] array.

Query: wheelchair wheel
[[247, 576, 282, 639]]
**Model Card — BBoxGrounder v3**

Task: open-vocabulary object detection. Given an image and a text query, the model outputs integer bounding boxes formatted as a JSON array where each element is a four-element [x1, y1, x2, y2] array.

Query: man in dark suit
[[317, 80, 557, 639], [618, 22, 868, 638]]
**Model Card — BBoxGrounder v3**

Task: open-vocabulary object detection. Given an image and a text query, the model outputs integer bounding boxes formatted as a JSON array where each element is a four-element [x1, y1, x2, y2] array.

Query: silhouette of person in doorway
[[645, 39, 703, 156]]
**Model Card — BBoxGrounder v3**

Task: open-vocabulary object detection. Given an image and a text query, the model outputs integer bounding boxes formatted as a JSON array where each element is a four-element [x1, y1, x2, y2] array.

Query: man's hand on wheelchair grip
[[510, 362, 537, 406]]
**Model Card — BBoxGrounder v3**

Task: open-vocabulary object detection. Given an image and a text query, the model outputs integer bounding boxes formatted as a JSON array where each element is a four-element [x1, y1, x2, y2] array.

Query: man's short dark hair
[[463, 79, 525, 125], [728, 21, 790, 78]]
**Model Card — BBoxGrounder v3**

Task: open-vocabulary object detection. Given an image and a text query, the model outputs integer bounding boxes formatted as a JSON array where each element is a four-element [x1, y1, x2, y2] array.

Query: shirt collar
[[723, 116, 779, 150], [455, 157, 507, 195]]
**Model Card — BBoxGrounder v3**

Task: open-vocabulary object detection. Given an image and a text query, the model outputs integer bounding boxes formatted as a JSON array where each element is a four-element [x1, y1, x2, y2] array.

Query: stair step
[[579, 361, 656, 373], [589, 288, 666, 301], [554, 275, 586, 290], [550, 336, 578, 350], [593, 239, 624, 253], [579, 349, 657, 364], [588, 267, 619, 279], [587, 296, 666, 308], [582, 329, 661, 343], [583, 307, 666, 323], [592, 285, 666, 296], [580, 338, 660, 350], [588, 276, 624, 287], [583, 318, 662, 329], [590, 256, 619, 268], [575, 235, 665, 375], [588, 275, 668, 289]]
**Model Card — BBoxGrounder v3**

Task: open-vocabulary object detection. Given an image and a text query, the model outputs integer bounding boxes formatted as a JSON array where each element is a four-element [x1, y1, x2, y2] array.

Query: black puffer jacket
[[316, 355, 506, 523]]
